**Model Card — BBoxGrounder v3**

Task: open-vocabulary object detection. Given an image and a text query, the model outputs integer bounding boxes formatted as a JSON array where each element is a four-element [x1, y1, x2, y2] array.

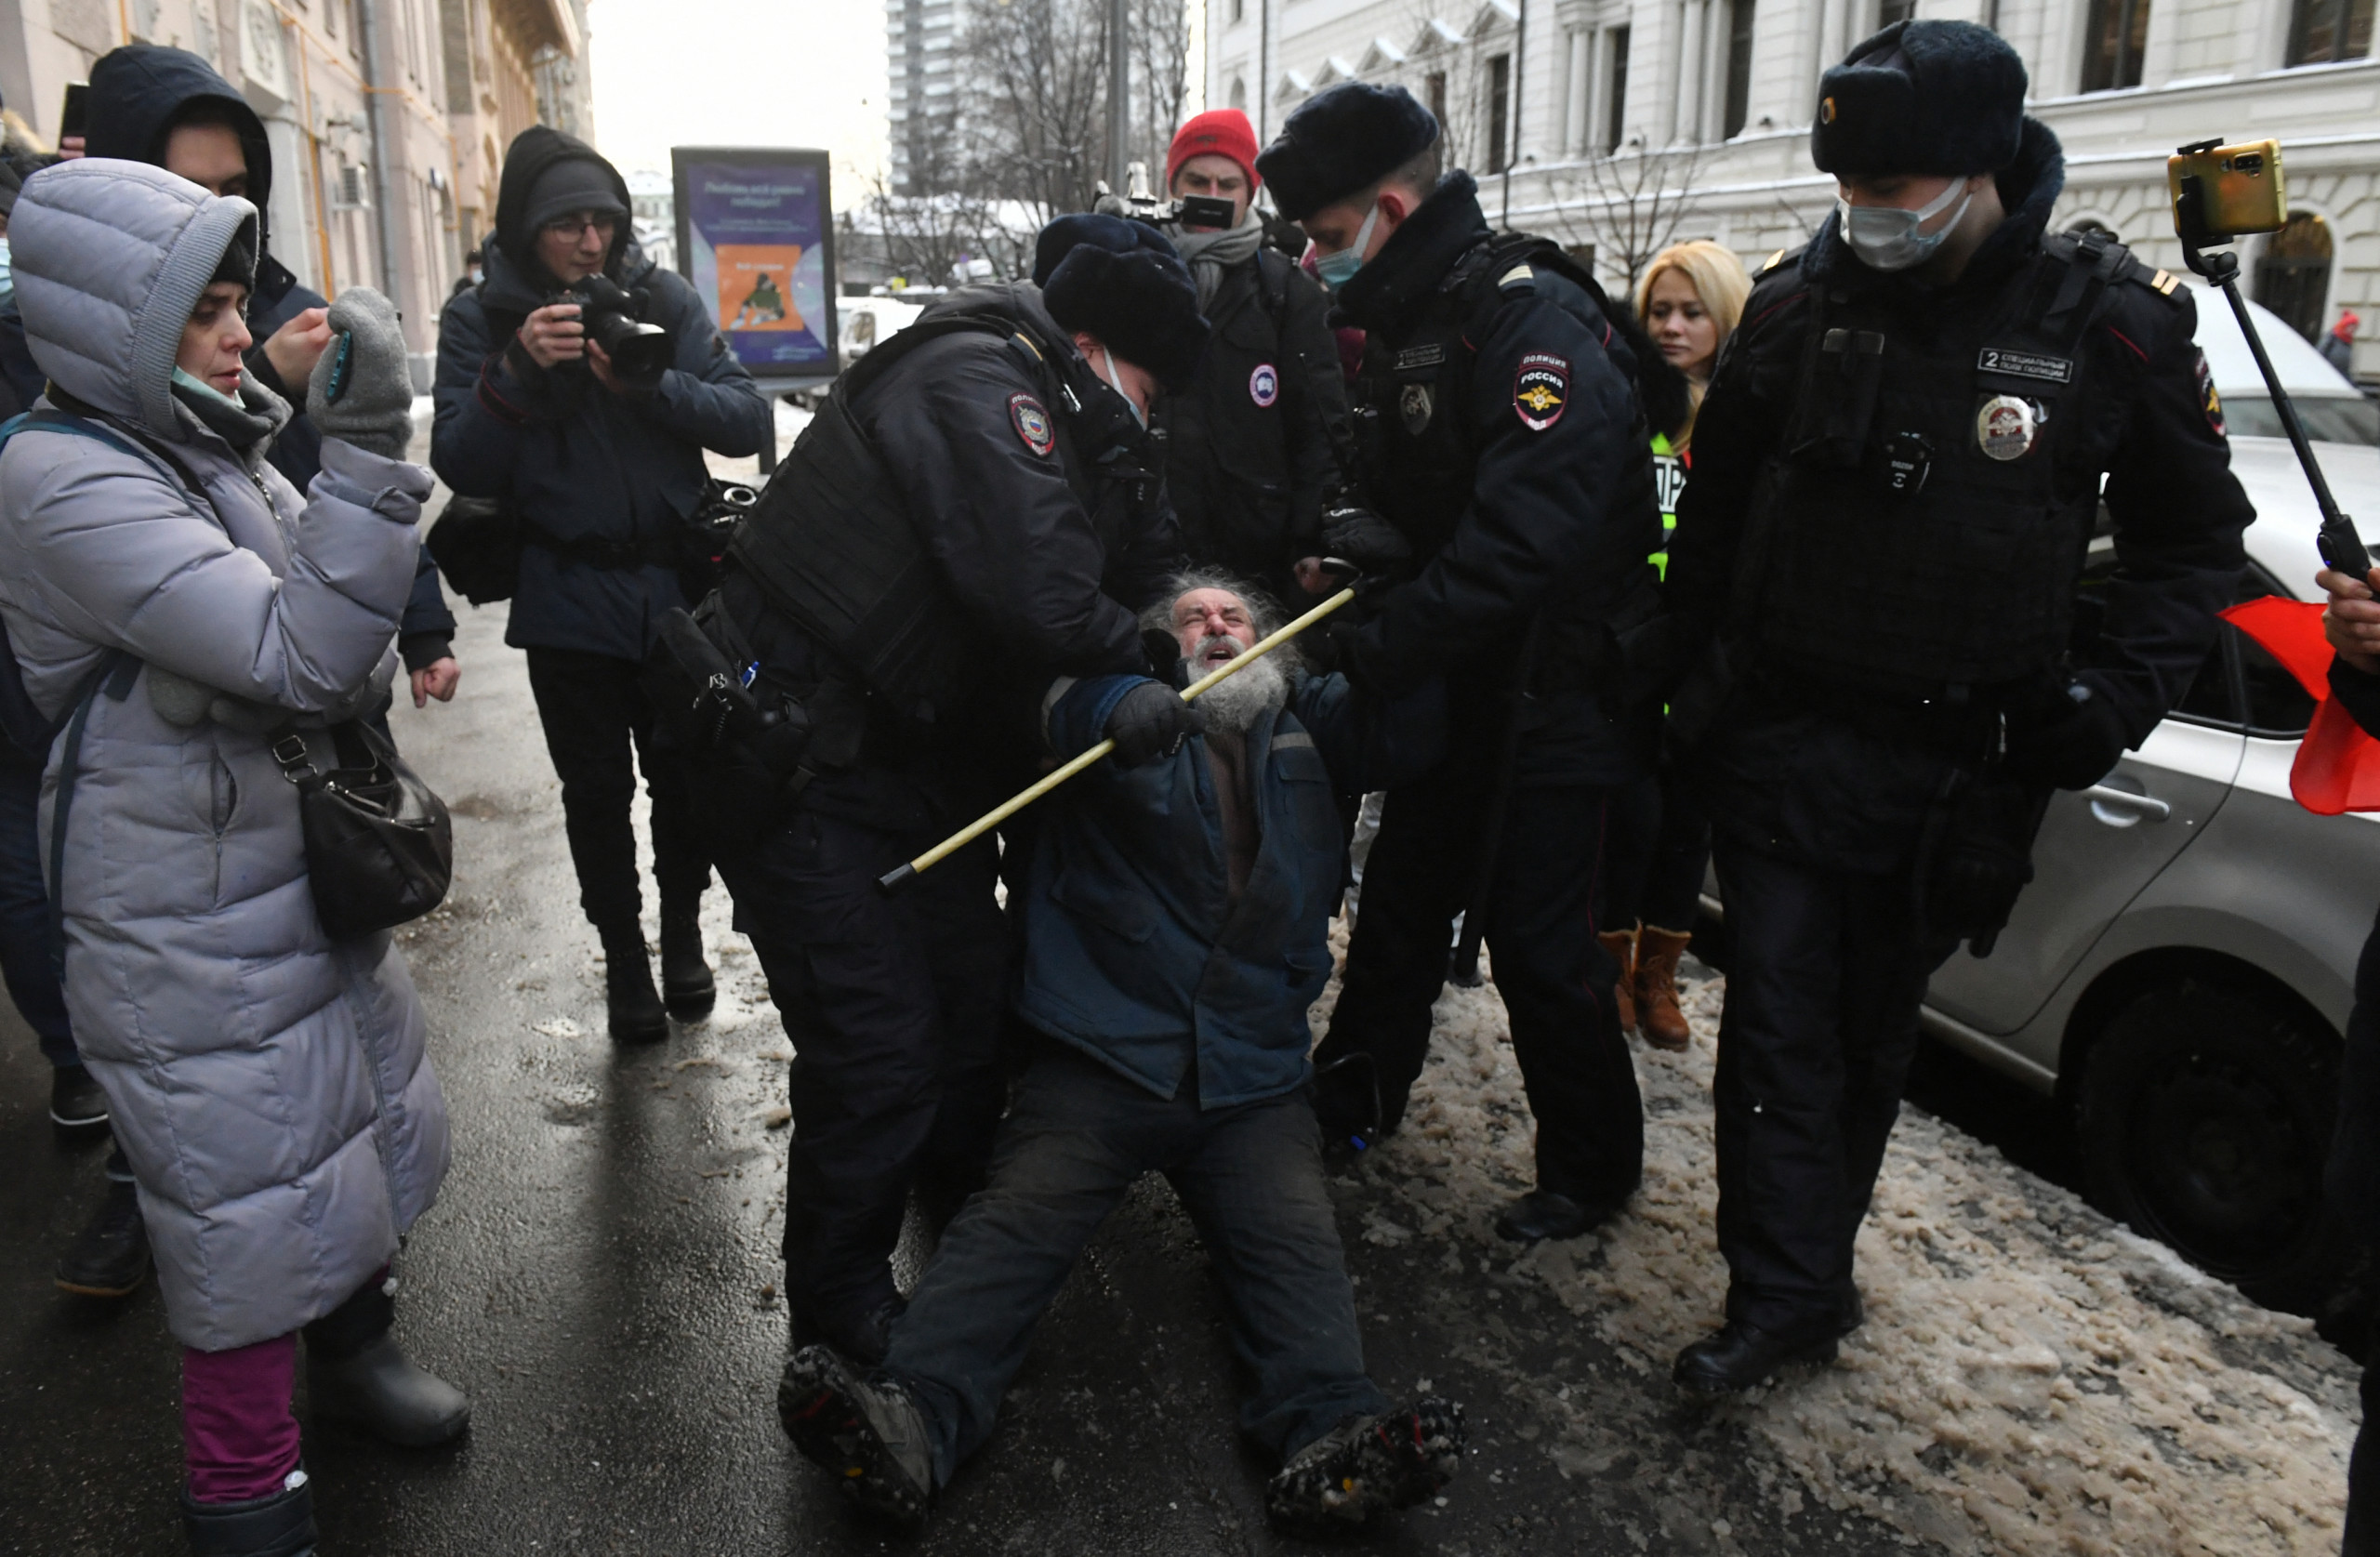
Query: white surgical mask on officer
[[1314, 202, 1381, 290], [1097, 345, 1146, 428], [1836, 176, 1974, 273]]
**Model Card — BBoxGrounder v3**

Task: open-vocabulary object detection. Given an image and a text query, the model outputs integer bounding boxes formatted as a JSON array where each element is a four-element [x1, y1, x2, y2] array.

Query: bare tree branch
[[1542, 136, 1706, 300]]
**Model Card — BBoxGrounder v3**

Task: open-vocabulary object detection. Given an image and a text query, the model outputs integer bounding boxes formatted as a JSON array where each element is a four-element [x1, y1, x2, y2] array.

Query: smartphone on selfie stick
[[2170, 139, 2370, 576]]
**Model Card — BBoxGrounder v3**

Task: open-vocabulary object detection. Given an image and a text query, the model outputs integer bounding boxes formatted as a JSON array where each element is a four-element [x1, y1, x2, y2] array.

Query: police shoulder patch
[[2195, 349, 2226, 437], [1514, 352, 1569, 431], [1009, 392, 1055, 456]]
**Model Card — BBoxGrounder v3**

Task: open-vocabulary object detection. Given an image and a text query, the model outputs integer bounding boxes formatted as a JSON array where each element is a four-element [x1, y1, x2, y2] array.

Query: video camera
[[558, 274, 674, 384], [2168, 137, 2368, 572], [1093, 161, 1239, 233]]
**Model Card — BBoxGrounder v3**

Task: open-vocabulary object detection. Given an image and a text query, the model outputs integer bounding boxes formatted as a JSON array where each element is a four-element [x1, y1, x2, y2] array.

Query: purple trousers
[[182, 1336, 301, 1503]]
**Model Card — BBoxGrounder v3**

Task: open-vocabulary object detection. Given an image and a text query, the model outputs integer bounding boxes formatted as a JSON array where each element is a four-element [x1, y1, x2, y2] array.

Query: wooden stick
[[878, 587, 1357, 891]]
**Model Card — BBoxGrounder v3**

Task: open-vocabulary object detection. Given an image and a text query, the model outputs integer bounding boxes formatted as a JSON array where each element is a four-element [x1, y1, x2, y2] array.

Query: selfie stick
[[877, 586, 1359, 891], [2173, 141, 2367, 573]]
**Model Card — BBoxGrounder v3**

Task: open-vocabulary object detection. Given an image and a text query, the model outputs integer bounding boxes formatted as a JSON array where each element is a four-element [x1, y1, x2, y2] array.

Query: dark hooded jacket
[[68, 45, 456, 666], [430, 127, 773, 661]]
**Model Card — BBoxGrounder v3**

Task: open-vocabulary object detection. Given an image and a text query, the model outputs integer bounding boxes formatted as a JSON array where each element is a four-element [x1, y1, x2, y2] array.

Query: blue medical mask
[[1314, 202, 1382, 289], [1100, 347, 1145, 429], [171, 365, 243, 409], [1836, 177, 1973, 273]]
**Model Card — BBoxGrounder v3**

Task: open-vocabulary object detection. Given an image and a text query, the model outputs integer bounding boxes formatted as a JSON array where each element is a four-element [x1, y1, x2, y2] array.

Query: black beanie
[[1254, 83, 1439, 223], [523, 156, 627, 233], [1812, 20, 2027, 178], [212, 216, 258, 292], [1036, 214, 1210, 392]]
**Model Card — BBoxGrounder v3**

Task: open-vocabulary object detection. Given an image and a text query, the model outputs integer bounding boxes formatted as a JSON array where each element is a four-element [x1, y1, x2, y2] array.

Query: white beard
[[1196, 648, 1288, 736]]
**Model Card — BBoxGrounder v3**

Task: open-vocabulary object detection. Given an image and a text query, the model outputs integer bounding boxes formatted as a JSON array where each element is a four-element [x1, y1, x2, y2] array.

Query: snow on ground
[[1318, 938, 2361, 1555]]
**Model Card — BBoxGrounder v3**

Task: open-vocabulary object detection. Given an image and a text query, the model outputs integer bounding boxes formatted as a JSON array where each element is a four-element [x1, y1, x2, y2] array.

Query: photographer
[[433, 126, 772, 1042]]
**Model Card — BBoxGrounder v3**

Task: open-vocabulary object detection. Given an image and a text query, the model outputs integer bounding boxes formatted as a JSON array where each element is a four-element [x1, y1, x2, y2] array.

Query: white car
[[1709, 294, 2380, 1312]]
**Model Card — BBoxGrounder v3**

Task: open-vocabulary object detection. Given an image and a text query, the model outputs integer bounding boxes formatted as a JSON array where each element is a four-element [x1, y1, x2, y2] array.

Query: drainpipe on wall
[[353, 0, 404, 305]]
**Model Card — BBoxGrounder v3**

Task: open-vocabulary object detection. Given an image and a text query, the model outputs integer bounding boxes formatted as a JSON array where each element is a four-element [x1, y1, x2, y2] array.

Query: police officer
[[1144, 109, 1353, 603], [686, 216, 1206, 1366], [1257, 84, 1679, 1244], [1660, 20, 2252, 1393]]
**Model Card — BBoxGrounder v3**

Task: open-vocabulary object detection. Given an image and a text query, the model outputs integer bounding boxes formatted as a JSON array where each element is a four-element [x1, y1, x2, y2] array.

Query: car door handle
[[2082, 784, 2172, 823]]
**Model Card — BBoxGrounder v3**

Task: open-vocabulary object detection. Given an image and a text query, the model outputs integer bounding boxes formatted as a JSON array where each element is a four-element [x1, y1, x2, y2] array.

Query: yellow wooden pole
[[878, 587, 1357, 891]]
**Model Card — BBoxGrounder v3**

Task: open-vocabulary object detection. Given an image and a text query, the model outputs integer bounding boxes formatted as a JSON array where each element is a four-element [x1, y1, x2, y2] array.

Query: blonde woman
[[1599, 240, 1752, 1050]]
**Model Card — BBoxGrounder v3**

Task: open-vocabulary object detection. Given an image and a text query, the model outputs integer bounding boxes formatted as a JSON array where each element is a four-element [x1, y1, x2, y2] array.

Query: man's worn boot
[[56, 1168, 150, 1298], [1598, 927, 1638, 1034], [1634, 925, 1695, 1052], [1265, 1396, 1467, 1534], [779, 1345, 935, 1531], [181, 1474, 316, 1557], [658, 908, 715, 1023], [599, 923, 668, 1044]]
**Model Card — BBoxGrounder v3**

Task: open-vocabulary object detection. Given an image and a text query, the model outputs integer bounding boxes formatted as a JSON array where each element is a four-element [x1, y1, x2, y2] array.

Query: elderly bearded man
[[779, 573, 1462, 1536]]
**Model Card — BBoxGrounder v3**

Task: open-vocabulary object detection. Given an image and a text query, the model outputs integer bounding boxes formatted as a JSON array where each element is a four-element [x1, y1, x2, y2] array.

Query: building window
[[1229, 75, 1247, 111], [1878, 0, 1916, 24], [2289, 0, 2375, 63], [1605, 26, 1630, 152], [2255, 212, 2335, 343], [1426, 71, 1448, 132], [1486, 53, 1512, 172], [1723, 0, 1756, 139], [1231, 0, 1243, 22], [2081, 0, 2150, 91]]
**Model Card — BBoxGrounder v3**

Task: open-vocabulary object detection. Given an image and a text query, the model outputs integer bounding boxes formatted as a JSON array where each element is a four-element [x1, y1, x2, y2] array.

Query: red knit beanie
[[1167, 109, 1262, 191]]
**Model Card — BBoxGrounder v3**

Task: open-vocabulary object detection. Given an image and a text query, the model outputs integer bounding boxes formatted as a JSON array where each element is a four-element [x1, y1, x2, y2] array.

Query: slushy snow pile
[[1317, 941, 2361, 1555]]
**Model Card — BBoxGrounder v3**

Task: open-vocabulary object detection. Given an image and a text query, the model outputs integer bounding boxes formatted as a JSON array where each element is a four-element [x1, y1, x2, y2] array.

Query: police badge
[[1514, 352, 1569, 431], [1399, 381, 1434, 433], [1009, 392, 1055, 457], [1976, 394, 2036, 461]]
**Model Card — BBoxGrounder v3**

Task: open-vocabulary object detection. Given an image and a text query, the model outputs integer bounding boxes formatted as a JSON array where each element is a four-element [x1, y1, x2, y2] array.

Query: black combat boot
[[181, 1474, 316, 1556], [658, 907, 715, 1022], [598, 922, 668, 1044], [56, 1160, 150, 1298]]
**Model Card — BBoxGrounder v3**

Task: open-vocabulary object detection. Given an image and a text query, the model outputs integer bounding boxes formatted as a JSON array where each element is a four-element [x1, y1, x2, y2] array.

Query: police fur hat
[[1254, 83, 1439, 224], [1811, 20, 2027, 178], [1035, 213, 1210, 392]]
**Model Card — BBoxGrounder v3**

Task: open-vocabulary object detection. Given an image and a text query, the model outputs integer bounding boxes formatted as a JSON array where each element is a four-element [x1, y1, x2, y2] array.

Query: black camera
[[566, 274, 673, 383]]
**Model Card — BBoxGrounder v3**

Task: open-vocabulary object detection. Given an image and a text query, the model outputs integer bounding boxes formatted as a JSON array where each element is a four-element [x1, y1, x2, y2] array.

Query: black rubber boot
[[56, 1166, 149, 1298], [304, 1276, 470, 1446], [599, 923, 668, 1044], [50, 1062, 110, 1132], [181, 1475, 316, 1556], [658, 908, 715, 1023]]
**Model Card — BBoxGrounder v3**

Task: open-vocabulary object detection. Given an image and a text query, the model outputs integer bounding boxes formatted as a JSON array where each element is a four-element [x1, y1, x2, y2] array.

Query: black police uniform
[[1313, 171, 1663, 1215], [1156, 244, 1351, 600], [697, 283, 1179, 1349], [1663, 119, 2252, 1342]]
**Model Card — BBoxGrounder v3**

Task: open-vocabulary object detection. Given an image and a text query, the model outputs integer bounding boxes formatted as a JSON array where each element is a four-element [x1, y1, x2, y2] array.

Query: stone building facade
[[0, 0, 588, 379], [1210, 0, 2380, 375]]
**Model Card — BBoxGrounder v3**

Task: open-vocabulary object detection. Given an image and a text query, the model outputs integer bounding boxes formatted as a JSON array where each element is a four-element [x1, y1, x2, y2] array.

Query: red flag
[[2220, 595, 2380, 813]]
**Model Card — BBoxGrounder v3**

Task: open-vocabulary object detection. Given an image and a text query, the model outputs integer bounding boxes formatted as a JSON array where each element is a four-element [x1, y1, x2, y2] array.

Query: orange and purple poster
[[674, 148, 834, 384]]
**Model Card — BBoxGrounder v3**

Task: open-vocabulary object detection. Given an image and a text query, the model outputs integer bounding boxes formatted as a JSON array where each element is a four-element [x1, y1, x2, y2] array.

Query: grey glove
[[308, 286, 413, 459]]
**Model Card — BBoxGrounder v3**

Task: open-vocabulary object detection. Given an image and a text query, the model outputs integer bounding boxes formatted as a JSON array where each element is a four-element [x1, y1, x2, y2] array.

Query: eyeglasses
[[541, 214, 618, 241]]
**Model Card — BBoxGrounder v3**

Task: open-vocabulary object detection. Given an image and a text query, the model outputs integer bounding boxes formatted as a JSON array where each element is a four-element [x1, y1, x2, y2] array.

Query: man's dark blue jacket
[[1017, 668, 1441, 1107], [430, 127, 772, 660]]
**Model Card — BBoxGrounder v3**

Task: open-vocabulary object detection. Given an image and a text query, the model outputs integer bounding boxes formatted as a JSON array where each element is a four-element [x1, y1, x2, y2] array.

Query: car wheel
[[2077, 983, 2346, 1312]]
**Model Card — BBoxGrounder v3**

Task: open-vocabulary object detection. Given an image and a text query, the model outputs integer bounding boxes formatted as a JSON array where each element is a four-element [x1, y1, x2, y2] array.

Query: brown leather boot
[[1635, 925, 1694, 1051], [1598, 927, 1638, 1034]]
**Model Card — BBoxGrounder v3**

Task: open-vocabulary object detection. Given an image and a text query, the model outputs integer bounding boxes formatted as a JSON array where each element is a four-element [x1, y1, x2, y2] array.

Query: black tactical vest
[[1745, 231, 2149, 692], [725, 312, 1063, 730]]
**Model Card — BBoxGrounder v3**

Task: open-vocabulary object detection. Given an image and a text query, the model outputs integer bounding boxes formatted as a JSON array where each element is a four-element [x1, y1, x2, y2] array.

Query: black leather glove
[[2003, 673, 2131, 791], [1322, 618, 1388, 697], [1318, 506, 1413, 576], [1141, 627, 1190, 689], [1104, 680, 1204, 766]]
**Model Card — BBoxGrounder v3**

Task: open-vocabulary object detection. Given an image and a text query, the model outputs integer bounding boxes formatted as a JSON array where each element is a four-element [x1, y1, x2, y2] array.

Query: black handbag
[[424, 493, 521, 605], [271, 720, 454, 939]]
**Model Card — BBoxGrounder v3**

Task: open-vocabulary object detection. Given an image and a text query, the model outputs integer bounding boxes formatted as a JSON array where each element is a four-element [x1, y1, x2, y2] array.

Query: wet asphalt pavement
[[0, 596, 1937, 1556]]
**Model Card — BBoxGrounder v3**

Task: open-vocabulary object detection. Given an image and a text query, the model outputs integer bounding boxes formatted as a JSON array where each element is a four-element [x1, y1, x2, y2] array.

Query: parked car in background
[[1705, 295, 2380, 1314], [839, 294, 926, 375]]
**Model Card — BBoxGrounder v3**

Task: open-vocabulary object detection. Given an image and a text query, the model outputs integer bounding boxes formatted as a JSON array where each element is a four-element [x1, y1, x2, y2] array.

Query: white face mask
[[1836, 177, 1974, 272], [1100, 347, 1145, 428]]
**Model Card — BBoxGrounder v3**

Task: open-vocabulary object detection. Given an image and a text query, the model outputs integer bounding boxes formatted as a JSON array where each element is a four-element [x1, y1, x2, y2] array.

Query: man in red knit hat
[[1147, 108, 1360, 607]]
